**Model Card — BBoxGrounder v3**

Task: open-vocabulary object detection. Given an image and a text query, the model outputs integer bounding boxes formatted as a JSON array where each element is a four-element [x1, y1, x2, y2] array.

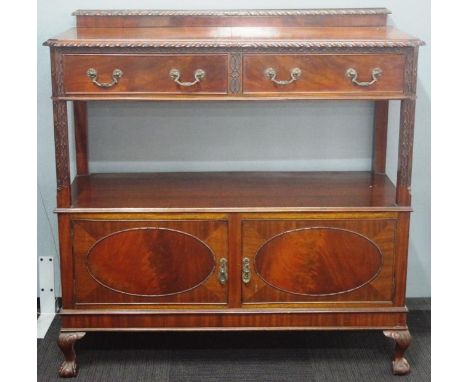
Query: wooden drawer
[[71, 218, 228, 307], [62, 54, 228, 94], [241, 217, 397, 305], [243, 54, 405, 96]]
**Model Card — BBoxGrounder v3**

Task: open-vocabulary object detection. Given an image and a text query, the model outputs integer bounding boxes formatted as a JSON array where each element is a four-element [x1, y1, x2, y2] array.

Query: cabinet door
[[241, 218, 397, 306], [72, 219, 228, 307]]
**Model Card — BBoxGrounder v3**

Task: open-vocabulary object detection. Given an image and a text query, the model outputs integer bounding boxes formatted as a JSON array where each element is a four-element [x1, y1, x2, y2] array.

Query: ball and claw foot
[[57, 332, 86, 378], [392, 356, 410, 376], [383, 329, 411, 375], [58, 361, 79, 378]]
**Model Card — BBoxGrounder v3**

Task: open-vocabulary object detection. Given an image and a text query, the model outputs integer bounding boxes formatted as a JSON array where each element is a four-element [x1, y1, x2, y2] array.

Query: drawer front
[[72, 219, 228, 307], [243, 54, 405, 95], [63, 54, 228, 94], [241, 218, 397, 305]]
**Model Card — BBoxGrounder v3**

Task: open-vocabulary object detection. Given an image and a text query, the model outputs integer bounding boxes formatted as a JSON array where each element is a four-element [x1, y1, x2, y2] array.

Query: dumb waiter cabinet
[[44, 8, 424, 377]]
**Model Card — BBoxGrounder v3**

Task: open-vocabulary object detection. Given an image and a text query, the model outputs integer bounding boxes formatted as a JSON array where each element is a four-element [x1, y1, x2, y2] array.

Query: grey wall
[[38, 0, 430, 297]]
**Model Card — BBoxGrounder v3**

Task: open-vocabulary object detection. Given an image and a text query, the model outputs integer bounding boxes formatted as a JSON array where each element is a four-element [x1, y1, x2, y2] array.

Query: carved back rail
[[74, 8, 390, 28]]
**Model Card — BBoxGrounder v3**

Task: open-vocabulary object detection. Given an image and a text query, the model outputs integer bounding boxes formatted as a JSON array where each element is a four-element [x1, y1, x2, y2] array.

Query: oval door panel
[[255, 227, 383, 296], [86, 228, 215, 296]]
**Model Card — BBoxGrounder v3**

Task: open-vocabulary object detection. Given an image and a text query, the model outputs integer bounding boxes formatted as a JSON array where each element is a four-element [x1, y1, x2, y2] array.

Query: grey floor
[[37, 307, 430, 382]]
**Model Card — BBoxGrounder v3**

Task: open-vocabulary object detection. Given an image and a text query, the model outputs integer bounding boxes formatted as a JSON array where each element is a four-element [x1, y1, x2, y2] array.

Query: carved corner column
[[52, 100, 71, 207], [51, 65, 75, 306], [396, 98, 416, 206], [383, 329, 411, 375], [51, 48, 79, 376], [57, 332, 86, 378], [51, 48, 71, 208], [396, 47, 419, 206]]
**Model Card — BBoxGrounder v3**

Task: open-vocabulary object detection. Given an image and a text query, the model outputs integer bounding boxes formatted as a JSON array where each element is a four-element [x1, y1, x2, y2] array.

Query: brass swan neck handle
[[86, 68, 123, 88], [170, 68, 206, 87]]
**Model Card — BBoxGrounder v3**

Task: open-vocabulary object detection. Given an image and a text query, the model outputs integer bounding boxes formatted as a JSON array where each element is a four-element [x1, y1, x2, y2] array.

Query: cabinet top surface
[[44, 8, 423, 48]]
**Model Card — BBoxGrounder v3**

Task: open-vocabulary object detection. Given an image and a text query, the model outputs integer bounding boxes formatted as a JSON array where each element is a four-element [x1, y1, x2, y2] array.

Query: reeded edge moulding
[[44, 40, 424, 48]]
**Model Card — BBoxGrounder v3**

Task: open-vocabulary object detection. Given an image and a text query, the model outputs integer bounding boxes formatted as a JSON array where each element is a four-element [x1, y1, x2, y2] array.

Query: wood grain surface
[[63, 172, 405, 212], [61, 310, 407, 331], [46, 26, 422, 47], [243, 54, 405, 95], [74, 9, 390, 28], [254, 227, 383, 295], [86, 228, 216, 296], [45, 9, 421, 377], [242, 218, 396, 304], [72, 219, 228, 306], [63, 54, 228, 94]]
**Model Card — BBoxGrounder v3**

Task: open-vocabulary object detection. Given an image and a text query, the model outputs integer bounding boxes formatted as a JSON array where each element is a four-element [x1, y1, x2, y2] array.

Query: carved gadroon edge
[[46, 46, 418, 58], [73, 8, 391, 17], [44, 40, 424, 48]]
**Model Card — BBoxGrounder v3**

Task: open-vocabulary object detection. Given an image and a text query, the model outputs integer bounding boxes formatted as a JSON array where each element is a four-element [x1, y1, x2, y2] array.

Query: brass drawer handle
[[346, 67, 382, 87], [265, 67, 302, 85], [170, 68, 206, 87], [242, 257, 251, 284], [218, 258, 228, 285], [86, 68, 123, 88]]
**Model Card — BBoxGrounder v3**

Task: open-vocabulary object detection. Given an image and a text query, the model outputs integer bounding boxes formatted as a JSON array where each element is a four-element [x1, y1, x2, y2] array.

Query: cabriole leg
[[57, 332, 86, 378], [383, 329, 411, 375]]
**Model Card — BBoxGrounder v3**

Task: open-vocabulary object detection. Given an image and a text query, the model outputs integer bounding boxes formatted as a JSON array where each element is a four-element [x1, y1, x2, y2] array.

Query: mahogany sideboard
[[44, 8, 424, 377]]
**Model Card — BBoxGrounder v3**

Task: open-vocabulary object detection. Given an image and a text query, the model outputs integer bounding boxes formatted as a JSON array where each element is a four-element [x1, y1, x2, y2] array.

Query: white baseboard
[[37, 313, 55, 339]]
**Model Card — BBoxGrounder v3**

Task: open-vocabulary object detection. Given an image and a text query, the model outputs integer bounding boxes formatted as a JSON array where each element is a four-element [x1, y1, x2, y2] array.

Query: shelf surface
[[61, 172, 408, 213]]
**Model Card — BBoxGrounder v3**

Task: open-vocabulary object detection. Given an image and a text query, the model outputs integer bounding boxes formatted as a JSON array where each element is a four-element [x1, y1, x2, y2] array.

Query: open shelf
[[60, 171, 409, 212]]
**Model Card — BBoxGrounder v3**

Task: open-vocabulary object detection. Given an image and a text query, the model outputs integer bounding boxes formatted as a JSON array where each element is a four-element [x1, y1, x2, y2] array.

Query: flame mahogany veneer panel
[[242, 218, 397, 304], [87, 228, 216, 296], [255, 228, 383, 295], [72, 219, 228, 306]]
